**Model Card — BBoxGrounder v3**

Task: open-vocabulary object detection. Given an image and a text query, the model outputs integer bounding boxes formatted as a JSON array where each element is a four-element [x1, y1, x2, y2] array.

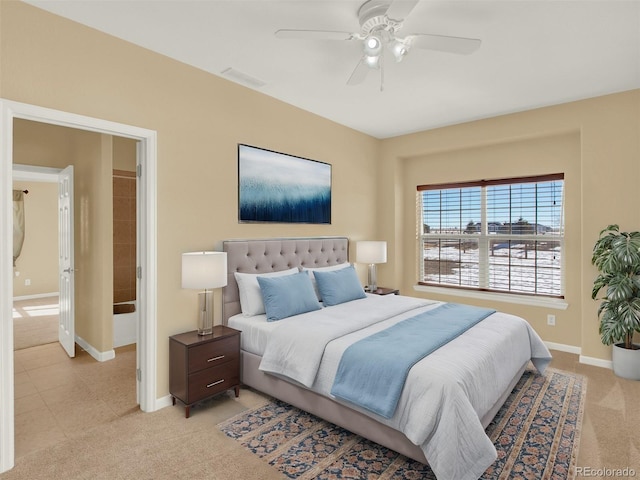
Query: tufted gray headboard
[[222, 237, 349, 324]]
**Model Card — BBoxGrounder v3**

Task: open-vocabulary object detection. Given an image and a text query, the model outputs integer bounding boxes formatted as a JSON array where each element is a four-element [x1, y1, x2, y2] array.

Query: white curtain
[[13, 190, 25, 267]]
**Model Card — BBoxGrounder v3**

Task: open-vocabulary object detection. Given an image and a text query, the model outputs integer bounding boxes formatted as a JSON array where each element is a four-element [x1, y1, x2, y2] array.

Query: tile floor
[[13, 342, 137, 459], [13, 296, 59, 350]]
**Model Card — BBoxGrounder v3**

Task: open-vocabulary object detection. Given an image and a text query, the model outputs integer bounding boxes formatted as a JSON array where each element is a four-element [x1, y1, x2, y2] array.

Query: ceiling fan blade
[[347, 58, 370, 86], [385, 0, 420, 21], [409, 34, 481, 55], [275, 29, 356, 41]]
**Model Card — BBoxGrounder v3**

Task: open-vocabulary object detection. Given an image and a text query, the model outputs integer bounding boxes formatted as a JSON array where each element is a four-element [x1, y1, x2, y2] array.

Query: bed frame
[[222, 237, 526, 464]]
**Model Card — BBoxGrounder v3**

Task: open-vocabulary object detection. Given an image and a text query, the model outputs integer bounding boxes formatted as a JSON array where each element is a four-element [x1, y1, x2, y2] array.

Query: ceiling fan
[[275, 0, 481, 90]]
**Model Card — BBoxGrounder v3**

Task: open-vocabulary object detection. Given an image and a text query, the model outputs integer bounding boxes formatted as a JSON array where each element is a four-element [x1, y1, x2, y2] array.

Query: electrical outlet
[[547, 314, 556, 326], [24, 279, 31, 286]]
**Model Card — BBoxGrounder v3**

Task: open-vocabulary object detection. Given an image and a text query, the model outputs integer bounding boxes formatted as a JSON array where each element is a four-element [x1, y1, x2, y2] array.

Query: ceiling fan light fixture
[[363, 33, 383, 56], [391, 39, 409, 62], [364, 54, 380, 68]]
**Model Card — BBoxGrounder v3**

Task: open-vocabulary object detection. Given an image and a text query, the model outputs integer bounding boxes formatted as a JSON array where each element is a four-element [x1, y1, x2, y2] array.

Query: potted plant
[[591, 224, 640, 380]]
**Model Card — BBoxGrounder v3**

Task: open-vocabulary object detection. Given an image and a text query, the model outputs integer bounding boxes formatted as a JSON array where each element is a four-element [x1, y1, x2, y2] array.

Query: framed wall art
[[238, 144, 331, 224]]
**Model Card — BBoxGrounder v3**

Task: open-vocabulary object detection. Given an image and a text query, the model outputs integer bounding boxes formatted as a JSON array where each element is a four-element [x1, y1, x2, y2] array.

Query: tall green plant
[[591, 224, 640, 349]]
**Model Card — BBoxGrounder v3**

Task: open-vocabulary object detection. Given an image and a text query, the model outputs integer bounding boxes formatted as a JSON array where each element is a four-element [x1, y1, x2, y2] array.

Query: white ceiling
[[23, 0, 640, 139]]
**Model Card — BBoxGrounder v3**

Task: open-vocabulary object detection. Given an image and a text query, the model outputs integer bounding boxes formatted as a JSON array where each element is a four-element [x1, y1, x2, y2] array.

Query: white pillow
[[234, 268, 299, 316], [302, 263, 351, 300]]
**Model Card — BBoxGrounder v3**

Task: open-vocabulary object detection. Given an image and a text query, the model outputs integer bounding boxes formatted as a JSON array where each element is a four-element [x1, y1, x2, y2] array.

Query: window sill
[[412, 284, 569, 310]]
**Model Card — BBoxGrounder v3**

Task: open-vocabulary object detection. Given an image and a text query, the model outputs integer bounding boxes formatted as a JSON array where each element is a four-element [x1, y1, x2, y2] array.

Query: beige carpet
[[2, 389, 285, 480], [13, 296, 59, 350], [2, 351, 639, 480]]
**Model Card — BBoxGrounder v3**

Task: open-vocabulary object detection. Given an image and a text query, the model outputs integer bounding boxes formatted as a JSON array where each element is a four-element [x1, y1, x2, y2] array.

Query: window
[[417, 174, 564, 297]]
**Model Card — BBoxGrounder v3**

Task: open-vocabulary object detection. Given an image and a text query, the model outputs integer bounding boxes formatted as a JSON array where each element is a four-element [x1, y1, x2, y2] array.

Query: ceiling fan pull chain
[[380, 52, 385, 92]]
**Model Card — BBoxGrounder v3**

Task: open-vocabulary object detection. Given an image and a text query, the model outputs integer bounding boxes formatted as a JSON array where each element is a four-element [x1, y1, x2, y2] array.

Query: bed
[[222, 237, 552, 480]]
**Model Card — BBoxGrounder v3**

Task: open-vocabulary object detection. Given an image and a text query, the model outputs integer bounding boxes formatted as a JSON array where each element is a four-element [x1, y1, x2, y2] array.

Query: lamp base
[[366, 264, 378, 292], [197, 290, 214, 335]]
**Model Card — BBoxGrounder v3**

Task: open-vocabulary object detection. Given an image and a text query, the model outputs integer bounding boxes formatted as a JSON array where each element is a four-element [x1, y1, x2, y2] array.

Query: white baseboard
[[579, 355, 613, 370], [155, 394, 173, 411], [544, 341, 613, 369], [75, 335, 115, 362], [13, 292, 59, 301], [545, 341, 581, 355]]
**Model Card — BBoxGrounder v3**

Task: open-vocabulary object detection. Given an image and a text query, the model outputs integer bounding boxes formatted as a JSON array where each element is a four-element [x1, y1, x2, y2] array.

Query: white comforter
[[259, 294, 552, 480]]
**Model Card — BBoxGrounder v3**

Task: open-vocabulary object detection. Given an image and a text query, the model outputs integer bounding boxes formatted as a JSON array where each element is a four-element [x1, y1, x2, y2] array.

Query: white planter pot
[[612, 343, 640, 380]]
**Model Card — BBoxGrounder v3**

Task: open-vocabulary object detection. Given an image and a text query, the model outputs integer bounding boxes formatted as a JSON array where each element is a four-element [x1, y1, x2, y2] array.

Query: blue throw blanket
[[330, 303, 496, 418]]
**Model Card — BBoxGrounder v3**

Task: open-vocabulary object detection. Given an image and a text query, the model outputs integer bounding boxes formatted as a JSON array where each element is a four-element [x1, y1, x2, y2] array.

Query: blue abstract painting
[[238, 144, 331, 224]]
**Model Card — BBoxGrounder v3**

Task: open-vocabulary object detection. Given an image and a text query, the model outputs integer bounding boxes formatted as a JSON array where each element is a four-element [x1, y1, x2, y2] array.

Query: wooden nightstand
[[169, 325, 241, 418], [367, 287, 400, 295]]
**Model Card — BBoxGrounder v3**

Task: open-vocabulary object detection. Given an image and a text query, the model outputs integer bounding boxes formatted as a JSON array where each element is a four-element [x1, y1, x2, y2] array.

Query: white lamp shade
[[181, 251, 227, 289], [356, 241, 387, 264]]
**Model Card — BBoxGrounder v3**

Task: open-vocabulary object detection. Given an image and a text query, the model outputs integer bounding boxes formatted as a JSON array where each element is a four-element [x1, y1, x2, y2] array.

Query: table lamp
[[356, 241, 387, 292], [182, 251, 227, 335]]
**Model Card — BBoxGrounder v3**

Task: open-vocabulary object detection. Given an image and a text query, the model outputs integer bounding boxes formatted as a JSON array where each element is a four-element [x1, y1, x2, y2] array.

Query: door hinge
[[136, 164, 142, 177], [137, 266, 142, 279], [136, 368, 142, 382]]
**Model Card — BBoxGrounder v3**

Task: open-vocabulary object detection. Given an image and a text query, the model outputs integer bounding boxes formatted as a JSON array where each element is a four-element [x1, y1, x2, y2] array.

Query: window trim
[[413, 283, 569, 310], [416, 173, 565, 191], [417, 173, 565, 298]]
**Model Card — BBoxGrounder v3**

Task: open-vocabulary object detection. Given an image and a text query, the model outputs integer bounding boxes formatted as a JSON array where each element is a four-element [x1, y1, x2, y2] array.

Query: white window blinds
[[417, 174, 564, 298]]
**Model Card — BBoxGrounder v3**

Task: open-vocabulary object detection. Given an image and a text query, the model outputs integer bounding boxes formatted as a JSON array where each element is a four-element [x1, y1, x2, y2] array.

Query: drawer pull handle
[[207, 355, 225, 362], [207, 379, 224, 388]]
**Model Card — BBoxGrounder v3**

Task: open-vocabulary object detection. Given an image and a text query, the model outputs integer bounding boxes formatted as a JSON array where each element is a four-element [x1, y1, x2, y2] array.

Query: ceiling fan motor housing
[[358, 0, 402, 36]]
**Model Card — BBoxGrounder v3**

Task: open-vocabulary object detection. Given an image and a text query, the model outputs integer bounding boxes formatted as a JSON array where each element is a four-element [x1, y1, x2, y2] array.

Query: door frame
[[0, 99, 158, 472]]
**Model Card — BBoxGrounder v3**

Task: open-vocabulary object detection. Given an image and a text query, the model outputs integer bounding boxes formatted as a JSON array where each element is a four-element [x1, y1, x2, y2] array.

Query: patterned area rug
[[219, 368, 586, 479]]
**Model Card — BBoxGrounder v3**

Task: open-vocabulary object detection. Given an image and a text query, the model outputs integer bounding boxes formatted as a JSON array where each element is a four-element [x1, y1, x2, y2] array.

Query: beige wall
[[112, 137, 137, 172], [76, 132, 114, 352], [379, 90, 640, 362], [11, 181, 58, 297], [1, 1, 380, 397]]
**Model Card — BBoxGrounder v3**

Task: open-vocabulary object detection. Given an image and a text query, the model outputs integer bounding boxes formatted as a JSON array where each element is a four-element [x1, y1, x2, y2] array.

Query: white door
[[58, 165, 75, 357]]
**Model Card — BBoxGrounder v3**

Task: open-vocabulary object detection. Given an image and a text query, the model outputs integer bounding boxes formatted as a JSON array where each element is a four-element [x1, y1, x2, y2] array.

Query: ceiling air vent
[[220, 68, 266, 89]]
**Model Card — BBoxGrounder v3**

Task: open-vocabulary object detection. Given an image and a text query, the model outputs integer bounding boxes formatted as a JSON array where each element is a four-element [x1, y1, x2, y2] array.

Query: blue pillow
[[257, 271, 322, 321], [313, 265, 366, 306]]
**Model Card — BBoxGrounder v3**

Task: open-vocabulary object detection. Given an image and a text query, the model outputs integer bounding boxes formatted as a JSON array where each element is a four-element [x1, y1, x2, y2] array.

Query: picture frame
[[238, 144, 331, 224]]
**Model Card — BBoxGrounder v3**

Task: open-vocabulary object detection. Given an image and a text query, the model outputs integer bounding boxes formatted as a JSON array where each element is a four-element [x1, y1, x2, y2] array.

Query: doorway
[[12, 166, 59, 351], [0, 99, 158, 473], [12, 160, 140, 459]]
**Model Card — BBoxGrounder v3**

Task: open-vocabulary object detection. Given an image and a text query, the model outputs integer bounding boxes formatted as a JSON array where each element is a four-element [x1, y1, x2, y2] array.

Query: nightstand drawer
[[188, 336, 239, 373], [188, 361, 240, 402]]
